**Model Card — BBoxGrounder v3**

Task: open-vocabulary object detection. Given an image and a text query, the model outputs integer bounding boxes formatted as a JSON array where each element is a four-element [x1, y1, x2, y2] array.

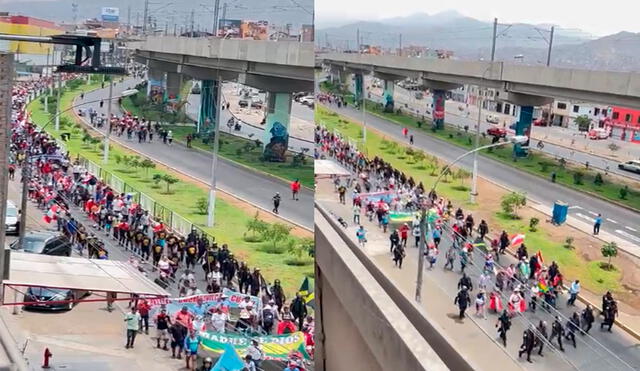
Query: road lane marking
[[588, 211, 598, 216], [606, 218, 618, 224], [625, 226, 638, 232], [575, 213, 594, 223], [616, 230, 640, 244], [568, 206, 582, 210]]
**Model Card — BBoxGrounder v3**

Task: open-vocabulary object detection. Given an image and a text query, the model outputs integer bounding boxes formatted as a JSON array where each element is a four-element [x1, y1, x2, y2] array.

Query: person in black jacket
[[458, 273, 473, 292], [270, 279, 286, 314], [535, 320, 548, 356], [496, 310, 511, 346], [518, 326, 536, 363], [290, 294, 308, 330], [581, 304, 595, 334], [389, 230, 400, 253], [238, 263, 251, 294], [549, 316, 565, 351], [454, 287, 471, 319], [499, 230, 510, 254], [565, 312, 580, 348]]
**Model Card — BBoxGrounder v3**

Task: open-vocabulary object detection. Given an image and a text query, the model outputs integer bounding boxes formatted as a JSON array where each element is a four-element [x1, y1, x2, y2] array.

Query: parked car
[[238, 99, 249, 108], [23, 287, 90, 311], [533, 118, 548, 126], [191, 83, 201, 94], [10, 231, 72, 256], [487, 126, 507, 138], [299, 95, 314, 106], [485, 114, 500, 124], [293, 92, 307, 102], [5, 201, 19, 235], [618, 160, 640, 174], [250, 100, 263, 109], [588, 128, 609, 140]]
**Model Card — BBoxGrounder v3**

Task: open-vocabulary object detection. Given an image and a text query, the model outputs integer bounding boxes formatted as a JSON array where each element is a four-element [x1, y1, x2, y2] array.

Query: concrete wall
[[133, 37, 314, 68], [315, 207, 454, 371], [322, 52, 640, 108]]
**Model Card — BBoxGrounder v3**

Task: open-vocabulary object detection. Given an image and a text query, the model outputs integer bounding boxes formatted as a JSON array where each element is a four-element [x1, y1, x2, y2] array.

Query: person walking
[[567, 280, 580, 306], [454, 287, 471, 319], [499, 230, 509, 254], [496, 310, 511, 347], [124, 306, 141, 349], [272, 192, 281, 214], [183, 330, 201, 371], [389, 230, 400, 253], [353, 203, 361, 225], [291, 179, 301, 201], [601, 301, 618, 332], [444, 246, 456, 270], [137, 299, 151, 334], [356, 225, 367, 247], [535, 320, 548, 356], [549, 316, 565, 352], [155, 308, 171, 350], [291, 293, 308, 331], [518, 326, 536, 363], [581, 304, 595, 334], [392, 244, 405, 269], [593, 214, 602, 235], [565, 312, 580, 348]]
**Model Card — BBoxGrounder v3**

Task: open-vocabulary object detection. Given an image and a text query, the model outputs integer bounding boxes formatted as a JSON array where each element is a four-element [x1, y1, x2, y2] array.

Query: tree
[[594, 173, 604, 186], [114, 154, 123, 166], [454, 168, 471, 188], [440, 166, 452, 183], [412, 150, 426, 164], [288, 237, 314, 259], [601, 242, 618, 270], [129, 157, 141, 172], [152, 173, 163, 188], [500, 191, 527, 218], [262, 223, 292, 249], [572, 170, 584, 185], [139, 158, 156, 178], [619, 185, 629, 200], [162, 175, 179, 193], [608, 143, 620, 155], [574, 115, 591, 132], [245, 212, 269, 238], [195, 197, 208, 215], [529, 217, 540, 232]]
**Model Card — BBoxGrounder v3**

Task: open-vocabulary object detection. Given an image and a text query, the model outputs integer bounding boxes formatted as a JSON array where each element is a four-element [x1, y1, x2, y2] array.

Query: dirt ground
[[473, 177, 640, 315]]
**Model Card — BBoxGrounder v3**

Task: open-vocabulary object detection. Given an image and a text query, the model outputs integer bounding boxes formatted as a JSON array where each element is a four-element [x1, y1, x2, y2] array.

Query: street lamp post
[[470, 66, 493, 203], [415, 135, 528, 302], [103, 81, 114, 164]]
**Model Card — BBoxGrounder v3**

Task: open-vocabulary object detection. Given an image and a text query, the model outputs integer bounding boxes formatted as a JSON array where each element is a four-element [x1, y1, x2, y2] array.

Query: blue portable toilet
[[552, 201, 568, 225]]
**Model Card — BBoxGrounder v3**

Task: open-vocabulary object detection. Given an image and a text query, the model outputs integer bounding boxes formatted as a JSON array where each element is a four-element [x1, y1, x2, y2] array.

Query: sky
[[315, 0, 640, 36]]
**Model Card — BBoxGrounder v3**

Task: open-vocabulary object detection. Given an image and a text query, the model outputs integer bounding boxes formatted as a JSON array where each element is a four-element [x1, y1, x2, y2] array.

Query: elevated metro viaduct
[[321, 52, 640, 156], [129, 36, 314, 161]]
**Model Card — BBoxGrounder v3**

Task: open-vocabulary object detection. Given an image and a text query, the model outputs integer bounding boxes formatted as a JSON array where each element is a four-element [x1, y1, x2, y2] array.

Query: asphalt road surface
[[321, 102, 640, 250], [74, 80, 313, 230]]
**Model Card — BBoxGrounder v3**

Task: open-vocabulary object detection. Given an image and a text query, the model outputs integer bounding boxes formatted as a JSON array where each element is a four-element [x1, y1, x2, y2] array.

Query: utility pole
[[54, 72, 61, 130], [173, 23, 177, 36], [222, 3, 227, 23], [213, 0, 221, 35], [0, 53, 14, 296], [190, 9, 195, 35], [356, 28, 360, 53], [490, 17, 498, 61], [103, 81, 113, 163], [546, 26, 555, 67], [142, 0, 149, 33], [127, 5, 131, 31], [470, 87, 483, 203], [399, 33, 402, 56], [415, 207, 428, 302]]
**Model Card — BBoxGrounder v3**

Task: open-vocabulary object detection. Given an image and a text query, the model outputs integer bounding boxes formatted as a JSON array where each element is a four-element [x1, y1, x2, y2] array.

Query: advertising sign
[[101, 7, 120, 22], [218, 19, 241, 37]]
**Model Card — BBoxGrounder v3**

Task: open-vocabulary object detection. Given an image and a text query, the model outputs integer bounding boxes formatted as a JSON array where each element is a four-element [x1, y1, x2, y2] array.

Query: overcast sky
[[316, 0, 640, 36]]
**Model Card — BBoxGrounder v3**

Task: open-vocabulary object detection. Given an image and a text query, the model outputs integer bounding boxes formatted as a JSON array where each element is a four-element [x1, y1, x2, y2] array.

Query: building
[[0, 14, 62, 69], [301, 24, 314, 42], [604, 106, 640, 143]]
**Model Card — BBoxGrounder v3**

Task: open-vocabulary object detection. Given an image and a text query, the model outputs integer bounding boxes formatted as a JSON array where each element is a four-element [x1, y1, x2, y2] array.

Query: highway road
[[317, 174, 640, 371], [320, 101, 640, 251], [365, 81, 640, 182], [74, 79, 313, 230]]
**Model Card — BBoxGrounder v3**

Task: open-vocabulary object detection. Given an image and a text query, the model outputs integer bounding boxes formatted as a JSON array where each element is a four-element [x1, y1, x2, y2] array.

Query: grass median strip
[[122, 92, 314, 188], [28, 81, 313, 297], [316, 104, 622, 294], [321, 82, 639, 211]]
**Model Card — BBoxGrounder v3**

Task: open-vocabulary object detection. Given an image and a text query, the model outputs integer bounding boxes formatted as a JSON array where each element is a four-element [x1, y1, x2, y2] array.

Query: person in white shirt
[[210, 307, 228, 333], [206, 265, 222, 287], [245, 340, 263, 368]]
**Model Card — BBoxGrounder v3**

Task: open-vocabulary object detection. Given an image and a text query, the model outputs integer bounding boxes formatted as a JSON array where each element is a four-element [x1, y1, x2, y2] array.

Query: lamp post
[[207, 32, 231, 227], [415, 135, 528, 303], [103, 81, 113, 164], [470, 65, 494, 203], [18, 89, 138, 253]]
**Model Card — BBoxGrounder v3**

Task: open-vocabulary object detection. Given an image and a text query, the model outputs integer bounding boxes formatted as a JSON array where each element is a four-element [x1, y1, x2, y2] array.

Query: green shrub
[[529, 217, 540, 232], [594, 173, 604, 186]]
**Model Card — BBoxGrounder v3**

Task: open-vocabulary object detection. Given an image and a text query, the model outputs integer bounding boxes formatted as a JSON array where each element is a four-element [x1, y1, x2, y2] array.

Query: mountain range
[[317, 11, 640, 72]]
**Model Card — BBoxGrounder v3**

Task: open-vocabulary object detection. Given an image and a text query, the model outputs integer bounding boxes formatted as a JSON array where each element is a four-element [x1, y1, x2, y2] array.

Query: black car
[[10, 231, 72, 256], [23, 287, 90, 311]]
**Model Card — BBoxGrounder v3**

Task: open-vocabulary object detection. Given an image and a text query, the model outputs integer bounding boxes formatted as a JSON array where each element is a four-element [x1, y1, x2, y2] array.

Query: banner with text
[[200, 331, 311, 361]]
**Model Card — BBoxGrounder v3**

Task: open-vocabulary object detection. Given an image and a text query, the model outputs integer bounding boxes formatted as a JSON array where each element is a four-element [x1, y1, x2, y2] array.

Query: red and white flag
[[510, 233, 525, 247], [42, 204, 59, 224]]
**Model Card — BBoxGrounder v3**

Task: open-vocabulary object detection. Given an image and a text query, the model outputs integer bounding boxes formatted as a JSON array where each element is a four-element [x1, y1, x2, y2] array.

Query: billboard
[[218, 19, 241, 37], [240, 21, 268, 40], [101, 7, 120, 22]]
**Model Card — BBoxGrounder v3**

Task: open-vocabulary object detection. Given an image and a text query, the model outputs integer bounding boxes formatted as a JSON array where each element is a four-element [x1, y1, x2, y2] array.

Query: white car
[[618, 160, 640, 174], [5, 201, 19, 235], [485, 114, 500, 124], [299, 96, 314, 107]]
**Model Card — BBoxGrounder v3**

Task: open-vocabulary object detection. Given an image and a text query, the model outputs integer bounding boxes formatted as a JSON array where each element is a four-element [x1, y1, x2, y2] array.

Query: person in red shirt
[[174, 306, 193, 330], [137, 300, 151, 334], [290, 179, 301, 201], [399, 223, 409, 247]]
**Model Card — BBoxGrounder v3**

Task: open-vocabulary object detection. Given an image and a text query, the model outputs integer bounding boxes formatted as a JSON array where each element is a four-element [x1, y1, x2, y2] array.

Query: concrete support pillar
[[165, 72, 182, 101], [339, 70, 348, 85], [514, 105, 533, 157], [432, 89, 446, 130], [263, 92, 292, 162], [383, 80, 395, 113], [354, 73, 363, 107], [147, 68, 166, 104], [198, 80, 220, 133]]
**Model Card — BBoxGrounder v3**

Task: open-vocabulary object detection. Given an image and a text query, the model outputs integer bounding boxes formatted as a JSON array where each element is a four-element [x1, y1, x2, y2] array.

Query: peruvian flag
[[510, 233, 525, 247], [42, 204, 60, 224]]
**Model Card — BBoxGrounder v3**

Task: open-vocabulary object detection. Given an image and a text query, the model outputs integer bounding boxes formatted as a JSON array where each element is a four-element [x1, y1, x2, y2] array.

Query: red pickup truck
[[486, 126, 507, 138]]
